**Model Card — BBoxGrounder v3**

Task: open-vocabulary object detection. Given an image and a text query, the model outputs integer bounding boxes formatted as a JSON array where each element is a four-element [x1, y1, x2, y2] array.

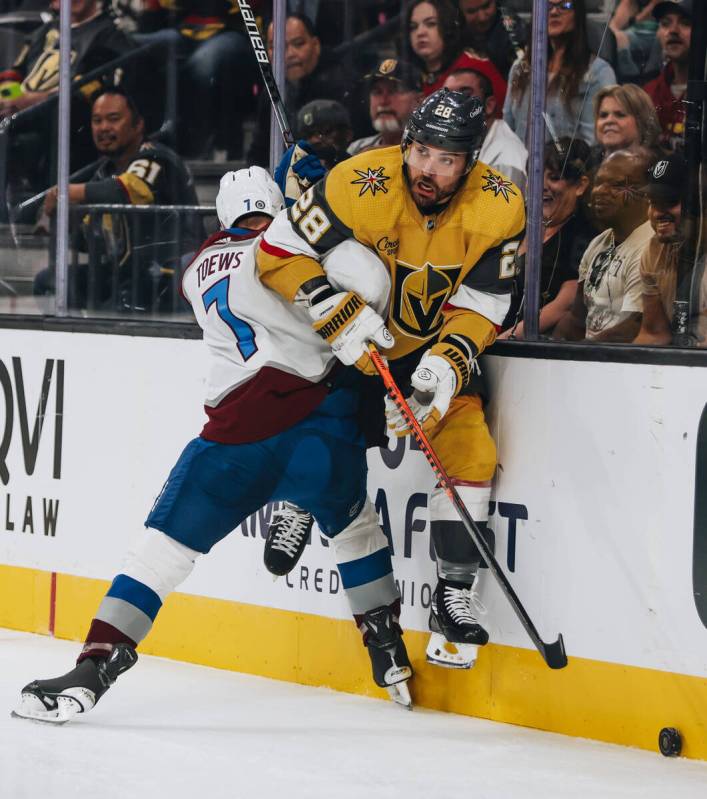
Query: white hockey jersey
[[182, 228, 391, 444], [182, 229, 333, 444]]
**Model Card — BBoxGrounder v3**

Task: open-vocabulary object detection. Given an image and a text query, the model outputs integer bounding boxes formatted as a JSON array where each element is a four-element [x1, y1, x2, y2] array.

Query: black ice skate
[[361, 605, 413, 710], [12, 643, 138, 724], [263, 502, 313, 577], [427, 577, 489, 669]]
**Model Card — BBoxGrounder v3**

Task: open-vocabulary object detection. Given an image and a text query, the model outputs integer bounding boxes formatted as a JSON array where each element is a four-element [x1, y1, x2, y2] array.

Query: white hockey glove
[[309, 289, 393, 375], [385, 343, 471, 437]]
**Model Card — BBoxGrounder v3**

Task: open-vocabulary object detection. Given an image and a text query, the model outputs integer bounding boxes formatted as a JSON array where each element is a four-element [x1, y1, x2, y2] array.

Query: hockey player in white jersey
[[13, 167, 413, 724]]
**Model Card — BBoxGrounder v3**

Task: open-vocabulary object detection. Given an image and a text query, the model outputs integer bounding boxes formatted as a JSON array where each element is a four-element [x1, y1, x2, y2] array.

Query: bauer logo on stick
[[238, 1, 268, 63]]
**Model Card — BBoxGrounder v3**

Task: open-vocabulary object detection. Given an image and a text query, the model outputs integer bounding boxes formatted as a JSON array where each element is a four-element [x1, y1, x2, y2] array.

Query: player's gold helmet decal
[[393, 261, 462, 338]]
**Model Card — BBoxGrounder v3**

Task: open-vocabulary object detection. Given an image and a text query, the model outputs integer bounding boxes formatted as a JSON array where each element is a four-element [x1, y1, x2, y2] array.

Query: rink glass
[[0, 0, 704, 349]]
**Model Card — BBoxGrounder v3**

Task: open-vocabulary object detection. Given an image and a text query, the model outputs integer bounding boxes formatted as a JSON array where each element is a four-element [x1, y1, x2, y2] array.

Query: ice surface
[[1, 629, 706, 799]]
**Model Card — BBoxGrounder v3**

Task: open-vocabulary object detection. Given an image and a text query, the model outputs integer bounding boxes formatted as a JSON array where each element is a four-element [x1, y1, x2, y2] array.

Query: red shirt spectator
[[643, 0, 691, 150], [643, 62, 685, 149], [422, 52, 506, 118]]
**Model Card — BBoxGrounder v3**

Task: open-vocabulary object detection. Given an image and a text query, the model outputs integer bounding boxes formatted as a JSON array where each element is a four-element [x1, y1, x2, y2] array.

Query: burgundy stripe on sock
[[77, 619, 137, 664]]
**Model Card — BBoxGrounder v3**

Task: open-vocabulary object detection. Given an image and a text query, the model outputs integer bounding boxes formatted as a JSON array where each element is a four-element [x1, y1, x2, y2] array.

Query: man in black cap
[[297, 99, 353, 165], [644, 0, 692, 150], [274, 99, 352, 207], [347, 59, 423, 156], [634, 153, 687, 343]]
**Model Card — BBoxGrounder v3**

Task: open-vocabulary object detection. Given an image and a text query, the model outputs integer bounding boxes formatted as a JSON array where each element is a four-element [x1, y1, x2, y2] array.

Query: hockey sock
[[78, 529, 199, 662], [329, 500, 400, 630], [430, 482, 493, 583]]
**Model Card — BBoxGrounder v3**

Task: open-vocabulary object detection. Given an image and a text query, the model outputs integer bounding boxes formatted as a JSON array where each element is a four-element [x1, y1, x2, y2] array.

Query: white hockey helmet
[[322, 239, 391, 316], [216, 166, 285, 229]]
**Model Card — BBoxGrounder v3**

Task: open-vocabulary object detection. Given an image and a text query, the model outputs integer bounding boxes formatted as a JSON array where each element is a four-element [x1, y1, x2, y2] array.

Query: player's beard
[[409, 174, 463, 210]]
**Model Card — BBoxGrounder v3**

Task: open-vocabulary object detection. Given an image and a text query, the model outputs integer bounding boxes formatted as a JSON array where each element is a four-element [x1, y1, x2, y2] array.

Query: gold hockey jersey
[[258, 145, 525, 360]]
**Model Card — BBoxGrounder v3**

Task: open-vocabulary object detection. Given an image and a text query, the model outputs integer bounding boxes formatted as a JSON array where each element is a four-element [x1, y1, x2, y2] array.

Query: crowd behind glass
[[0, 0, 703, 346]]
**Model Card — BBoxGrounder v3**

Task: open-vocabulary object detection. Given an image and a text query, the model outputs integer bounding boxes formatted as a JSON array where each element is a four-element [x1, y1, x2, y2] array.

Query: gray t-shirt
[[578, 221, 653, 339]]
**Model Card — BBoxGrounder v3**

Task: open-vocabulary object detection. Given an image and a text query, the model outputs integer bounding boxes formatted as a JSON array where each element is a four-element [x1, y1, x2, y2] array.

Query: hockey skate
[[264, 502, 313, 577], [361, 605, 413, 710], [426, 578, 489, 669], [12, 643, 137, 724]]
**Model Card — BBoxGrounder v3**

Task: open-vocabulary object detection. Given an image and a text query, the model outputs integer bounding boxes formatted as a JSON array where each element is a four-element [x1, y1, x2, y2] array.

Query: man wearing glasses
[[553, 149, 653, 342]]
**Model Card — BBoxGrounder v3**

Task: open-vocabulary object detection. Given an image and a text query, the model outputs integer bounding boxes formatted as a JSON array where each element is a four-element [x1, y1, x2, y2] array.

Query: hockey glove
[[309, 290, 393, 375], [292, 150, 326, 188], [273, 140, 326, 207], [385, 344, 470, 436]]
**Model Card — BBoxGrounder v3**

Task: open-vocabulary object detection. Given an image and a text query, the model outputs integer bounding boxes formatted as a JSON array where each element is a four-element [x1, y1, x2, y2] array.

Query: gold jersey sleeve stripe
[[257, 240, 326, 302], [439, 307, 497, 357], [117, 172, 154, 206]]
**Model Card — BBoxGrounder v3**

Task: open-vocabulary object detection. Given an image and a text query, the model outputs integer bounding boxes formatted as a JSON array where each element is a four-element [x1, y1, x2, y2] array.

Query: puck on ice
[[658, 727, 682, 757]]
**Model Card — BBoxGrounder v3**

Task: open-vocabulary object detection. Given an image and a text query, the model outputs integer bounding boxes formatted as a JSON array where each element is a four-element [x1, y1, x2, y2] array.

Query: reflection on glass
[[503, 0, 616, 146], [0, 0, 704, 346]]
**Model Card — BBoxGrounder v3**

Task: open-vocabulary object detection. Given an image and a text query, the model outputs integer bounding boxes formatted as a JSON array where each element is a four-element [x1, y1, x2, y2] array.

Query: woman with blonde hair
[[592, 83, 662, 166]]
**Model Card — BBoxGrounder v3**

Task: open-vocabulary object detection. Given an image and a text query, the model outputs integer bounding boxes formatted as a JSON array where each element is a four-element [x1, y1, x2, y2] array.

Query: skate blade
[[386, 681, 413, 710], [425, 633, 478, 670], [12, 694, 81, 725], [11, 708, 72, 725]]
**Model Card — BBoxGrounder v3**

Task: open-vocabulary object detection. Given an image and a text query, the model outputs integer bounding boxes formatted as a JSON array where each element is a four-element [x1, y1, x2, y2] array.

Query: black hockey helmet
[[402, 88, 486, 170]]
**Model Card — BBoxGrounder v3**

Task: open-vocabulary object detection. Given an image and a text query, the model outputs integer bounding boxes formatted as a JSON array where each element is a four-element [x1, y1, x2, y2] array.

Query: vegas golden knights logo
[[392, 261, 462, 338]]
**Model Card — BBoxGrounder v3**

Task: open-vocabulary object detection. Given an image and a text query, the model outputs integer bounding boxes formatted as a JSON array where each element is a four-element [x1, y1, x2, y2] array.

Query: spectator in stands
[[444, 66, 527, 192], [504, 0, 616, 146], [610, 0, 661, 82], [643, 0, 691, 151], [405, 0, 507, 110], [553, 149, 653, 342], [458, 0, 527, 80], [633, 152, 707, 346], [274, 98, 352, 206], [34, 88, 203, 312], [297, 99, 352, 165], [135, 1, 263, 161], [247, 12, 351, 167], [590, 83, 663, 169], [0, 0, 138, 194], [634, 153, 685, 344], [500, 138, 595, 339], [348, 58, 423, 156], [0, 0, 135, 118]]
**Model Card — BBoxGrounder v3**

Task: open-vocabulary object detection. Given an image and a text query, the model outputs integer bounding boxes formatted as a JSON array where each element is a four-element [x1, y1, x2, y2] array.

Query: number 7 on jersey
[[202, 276, 258, 361]]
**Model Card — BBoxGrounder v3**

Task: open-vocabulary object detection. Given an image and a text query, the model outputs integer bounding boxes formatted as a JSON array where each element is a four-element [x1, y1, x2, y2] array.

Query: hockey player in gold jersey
[[257, 88, 525, 669]]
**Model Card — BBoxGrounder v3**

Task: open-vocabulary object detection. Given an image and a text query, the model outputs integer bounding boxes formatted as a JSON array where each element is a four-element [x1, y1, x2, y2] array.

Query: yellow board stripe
[[3, 563, 707, 760]]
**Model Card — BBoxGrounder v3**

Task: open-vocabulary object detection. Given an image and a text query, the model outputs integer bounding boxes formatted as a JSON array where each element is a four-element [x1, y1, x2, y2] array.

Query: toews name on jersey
[[182, 229, 335, 444]]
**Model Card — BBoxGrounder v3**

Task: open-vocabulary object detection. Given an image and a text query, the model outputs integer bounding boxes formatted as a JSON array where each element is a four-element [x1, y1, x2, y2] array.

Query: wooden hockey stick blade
[[368, 344, 568, 670]]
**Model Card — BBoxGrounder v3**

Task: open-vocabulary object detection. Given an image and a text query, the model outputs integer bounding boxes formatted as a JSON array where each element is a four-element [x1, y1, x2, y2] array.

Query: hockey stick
[[368, 345, 568, 670], [238, 0, 295, 148]]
